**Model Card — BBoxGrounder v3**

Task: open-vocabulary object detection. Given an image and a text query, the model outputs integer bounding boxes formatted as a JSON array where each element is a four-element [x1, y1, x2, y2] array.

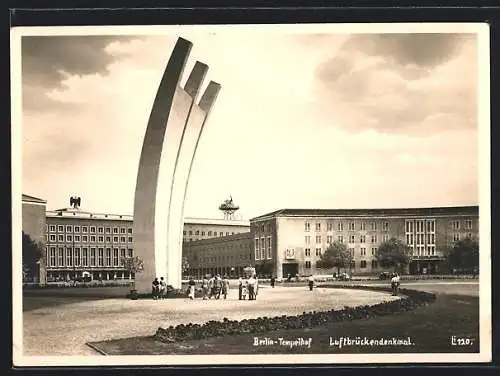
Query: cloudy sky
[[17, 26, 484, 220]]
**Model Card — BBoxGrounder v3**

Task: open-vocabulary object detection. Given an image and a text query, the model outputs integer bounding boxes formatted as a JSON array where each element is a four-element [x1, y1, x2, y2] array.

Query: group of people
[[151, 277, 167, 300], [238, 274, 259, 300], [390, 272, 401, 296], [199, 274, 230, 300]]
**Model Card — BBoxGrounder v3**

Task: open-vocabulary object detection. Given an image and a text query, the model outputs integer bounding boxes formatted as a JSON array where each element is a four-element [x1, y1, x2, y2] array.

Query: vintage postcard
[[11, 23, 491, 366]]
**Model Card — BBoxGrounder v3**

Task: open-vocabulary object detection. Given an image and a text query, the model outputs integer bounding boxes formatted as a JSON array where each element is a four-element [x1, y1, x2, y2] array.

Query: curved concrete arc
[[132, 38, 192, 294], [168, 81, 221, 286]]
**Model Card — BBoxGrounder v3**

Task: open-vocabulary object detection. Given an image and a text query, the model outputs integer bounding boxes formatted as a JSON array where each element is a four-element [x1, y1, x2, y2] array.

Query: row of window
[[406, 233, 435, 246], [452, 233, 475, 242], [196, 253, 253, 264], [452, 220, 474, 230], [305, 260, 378, 269], [305, 221, 390, 232], [47, 247, 133, 268], [190, 243, 252, 252], [305, 234, 391, 245], [183, 230, 238, 237], [48, 224, 133, 234], [47, 234, 132, 244], [255, 237, 272, 261], [405, 220, 435, 234]]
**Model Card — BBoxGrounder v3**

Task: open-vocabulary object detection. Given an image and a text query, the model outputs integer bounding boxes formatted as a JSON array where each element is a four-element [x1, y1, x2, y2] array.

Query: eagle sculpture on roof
[[70, 196, 81, 209]]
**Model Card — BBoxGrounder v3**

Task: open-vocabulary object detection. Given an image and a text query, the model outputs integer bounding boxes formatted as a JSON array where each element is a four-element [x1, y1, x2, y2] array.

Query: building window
[[120, 236, 126, 243], [208, 231, 212, 236], [120, 248, 126, 263], [360, 260, 367, 268], [371, 247, 377, 256], [427, 233, 435, 245], [90, 248, 96, 267], [453, 233, 460, 242], [195, 230, 200, 235], [128, 249, 132, 258], [105, 236, 110, 243], [349, 235, 355, 244], [316, 235, 321, 244], [66, 235, 73, 242], [189, 231, 193, 235], [66, 248, 73, 267], [327, 235, 333, 244], [82, 248, 88, 267], [360, 247, 366, 256], [266, 237, 272, 259], [255, 239, 260, 260], [66, 225, 72, 233], [360, 235, 366, 243], [305, 222, 310, 232], [371, 260, 378, 268], [98, 227, 104, 234], [57, 225, 64, 232], [113, 236, 118, 242], [74, 235, 80, 242], [74, 248, 80, 266], [49, 225, 56, 232], [305, 261, 311, 269], [90, 226, 96, 233], [82, 226, 88, 233], [305, 248, 311, 256], [105, 248, 111, 266], [58, 247, 64, 266], [465, 219, 473, 230], [452, 220, 460, 230], [49, 234, 56, 242], [114, 248, 120, 266], [73, 226, 80, 233], [128, 237, 133, 243], [315, 222, 321, 231], [337, 235, 344, 243], [49, 247, 56, 267], [360, 222, 366, 231], [370, 222, 377, 231], [315, 248, 321, 256], [426, 220, 435, 233], [338, 222, 344, 231], [349, 222, 355, 231], [120, 228, 126, 234], [383, 221, 389, 231], [98, 236, 104, 243], [406, 233, 414, 246], [201, 231, 205, 236], [371, 235, 377, 243], [327, 222, 333, 231], [90, 235, 96, 243], [97, 248, 104, 266], [349, 248, 355, 258], [57, 234, 63, 242], [110, 227, 116, 234], [82, 235, 88, 243]]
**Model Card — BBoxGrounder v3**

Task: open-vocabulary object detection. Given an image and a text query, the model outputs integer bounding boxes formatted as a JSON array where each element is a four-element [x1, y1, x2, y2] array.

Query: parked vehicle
[[338, 272, 351, 281], [379, 271, 391, 280]]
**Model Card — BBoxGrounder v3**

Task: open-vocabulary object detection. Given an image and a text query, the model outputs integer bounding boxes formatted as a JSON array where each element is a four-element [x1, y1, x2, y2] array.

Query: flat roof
[[251, 206, 479, 221], [22, 194, 47, 204]]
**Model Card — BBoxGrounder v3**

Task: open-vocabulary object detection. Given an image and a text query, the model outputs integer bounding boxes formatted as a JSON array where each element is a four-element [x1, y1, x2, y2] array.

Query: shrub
[[154, 286, 436, 343]]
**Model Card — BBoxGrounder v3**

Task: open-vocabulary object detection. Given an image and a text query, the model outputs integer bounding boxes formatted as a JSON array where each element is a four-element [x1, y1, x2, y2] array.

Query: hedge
[[154, 286, 436, 343]]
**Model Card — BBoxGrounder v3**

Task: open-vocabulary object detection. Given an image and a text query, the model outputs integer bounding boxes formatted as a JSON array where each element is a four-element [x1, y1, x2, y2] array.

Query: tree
[[121, 256, 144, 290], [318, 240, 353, 275], [447, 238, 479, 273], [22, 231, 44, 282], [375, 237, 413, 272]]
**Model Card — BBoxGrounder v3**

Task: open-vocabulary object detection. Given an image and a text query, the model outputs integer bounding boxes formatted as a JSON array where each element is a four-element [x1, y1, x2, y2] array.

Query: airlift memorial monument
[[132, 37, 221, 293]]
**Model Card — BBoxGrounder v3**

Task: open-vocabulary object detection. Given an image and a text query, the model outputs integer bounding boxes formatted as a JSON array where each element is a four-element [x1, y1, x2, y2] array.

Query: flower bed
[[154, 286, 436, 343]]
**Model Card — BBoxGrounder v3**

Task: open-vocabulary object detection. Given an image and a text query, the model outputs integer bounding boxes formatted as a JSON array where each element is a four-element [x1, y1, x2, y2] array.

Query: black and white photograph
[[11, 23, 491, 366]]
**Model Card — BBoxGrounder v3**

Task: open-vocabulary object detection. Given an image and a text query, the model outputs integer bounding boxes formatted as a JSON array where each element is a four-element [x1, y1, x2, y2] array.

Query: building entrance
[[282, 263, 298, 279]]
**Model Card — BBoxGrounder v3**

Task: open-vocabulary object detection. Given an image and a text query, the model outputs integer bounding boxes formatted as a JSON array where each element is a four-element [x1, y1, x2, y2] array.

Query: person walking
[[238, 276, 243, 300], [208, 275, 215, 299], [202, 275, 209, 300], [222, 275, 230, 299], [214, 274, 222, 299], [270, 276, 276, 288], [391, 272, 400, 296], [159, 277, 166, 299], [247, 274, 256, 300], [152, 277, 160, 300], [308, 274, 314, 291], [188, 276, 196, 300]]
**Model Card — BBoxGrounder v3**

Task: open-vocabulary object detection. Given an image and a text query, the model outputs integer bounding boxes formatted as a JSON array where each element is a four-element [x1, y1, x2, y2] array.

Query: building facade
[[22, 194, 47, 284], [182, 232, 254, 279], [42, 201, 250, 283], [250, 206, 479, 279], [183, 218, 250, 242]]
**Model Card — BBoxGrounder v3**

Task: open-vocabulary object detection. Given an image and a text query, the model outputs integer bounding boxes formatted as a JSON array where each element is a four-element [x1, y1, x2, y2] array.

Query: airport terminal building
[[250, 206, 479, 279]]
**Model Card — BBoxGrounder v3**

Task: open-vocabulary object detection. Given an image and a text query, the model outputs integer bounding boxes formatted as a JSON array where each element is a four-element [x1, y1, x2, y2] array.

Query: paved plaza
[[22, 286, 399, 356]]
